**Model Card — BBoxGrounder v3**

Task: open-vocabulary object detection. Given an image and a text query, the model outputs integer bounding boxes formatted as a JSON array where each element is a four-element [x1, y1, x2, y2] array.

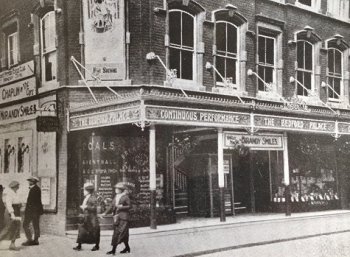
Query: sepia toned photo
[[0, 0, 350, 256]]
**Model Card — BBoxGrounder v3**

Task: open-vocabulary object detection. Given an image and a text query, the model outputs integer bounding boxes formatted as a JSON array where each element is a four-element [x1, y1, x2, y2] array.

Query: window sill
[[212, 86, 247, 97], [256, 91, 282, 102], [295, 2, 320, 13], [165, 79, 205, 92], [38, 81, 59, 94], [297, 95, 320, 105], [327, 99, 347, 109]]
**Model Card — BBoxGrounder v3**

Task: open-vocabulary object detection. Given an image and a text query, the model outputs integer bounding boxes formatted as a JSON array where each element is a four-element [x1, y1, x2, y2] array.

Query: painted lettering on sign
[[147, 107, 250, 126], [0, 100, 38, 124], [1, 77, 36, 104], [224, 133, 283, 150], [0, 61, 35, 86]]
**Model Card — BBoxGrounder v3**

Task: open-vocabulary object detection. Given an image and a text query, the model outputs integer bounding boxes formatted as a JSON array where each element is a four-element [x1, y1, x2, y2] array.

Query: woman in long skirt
[[73, 183, 100, 251], [103, 182, 131, 255], [0, 181, 22, 251]]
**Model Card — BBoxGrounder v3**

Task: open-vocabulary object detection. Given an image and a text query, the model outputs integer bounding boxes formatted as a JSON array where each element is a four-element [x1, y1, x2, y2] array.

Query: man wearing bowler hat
[[22, 176, 43, 246]]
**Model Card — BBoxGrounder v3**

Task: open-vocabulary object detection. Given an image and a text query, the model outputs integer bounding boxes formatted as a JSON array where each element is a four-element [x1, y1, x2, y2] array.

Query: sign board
[[41, 177, 51, 205], [224, 132, 284, 150], [37, 116, 59, 132], [0, 77, 36, 104], [0, 61, 35, 86], [0, 100, 38, 125], [146, 106, 251, 127], [70, 107, 140, 131], [82, 0, 126, 81], [254, 115, 335, 133]]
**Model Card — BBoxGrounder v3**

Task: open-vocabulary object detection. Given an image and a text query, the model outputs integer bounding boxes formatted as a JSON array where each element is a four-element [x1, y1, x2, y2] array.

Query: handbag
[[113, 214, 120, 225]]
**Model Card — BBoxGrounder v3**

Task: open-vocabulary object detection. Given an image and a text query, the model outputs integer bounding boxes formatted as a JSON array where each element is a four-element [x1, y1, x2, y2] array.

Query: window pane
[[297, 41, 304, 69], [227, 24, 237, 54], [169, 48, 181, 78], [182, 50, 193, 80], [265, 66, 273, 84], [299, 0, 312, 6], [45, 52, 57, 81], [169, 11, 181, 45], [304, 72, 312, 91], [266, 37, 274, 65], [305, 42, 313, 70], [328, 77, 335, 98], [258, 66, 265, 91], [334, 50, 342, 74], [334, 77, 341, 97], [328, 50, 334, 73], [258, 36, 266, 63], [297, 71, 305, 95], [226, 58, 236, 84], [216, 56, 225, 83], [216, 23, 226, 52], [182, 12, 194, 47]]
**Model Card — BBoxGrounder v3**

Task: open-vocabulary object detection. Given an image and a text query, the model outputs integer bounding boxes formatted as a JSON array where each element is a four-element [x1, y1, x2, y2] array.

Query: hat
[[9, 181, 20, 188], [83, 182, 95, 191], [27, 176, 39, 183], [114, 182, 125, 190]]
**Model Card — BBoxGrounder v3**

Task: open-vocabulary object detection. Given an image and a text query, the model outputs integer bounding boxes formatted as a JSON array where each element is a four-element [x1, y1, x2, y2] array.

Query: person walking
[[102, 182, 131, 255], [0, 185, 5, 232], [0, 181, 22, 251], [73, 182, 100, 251], [22, 176, 43, 246]]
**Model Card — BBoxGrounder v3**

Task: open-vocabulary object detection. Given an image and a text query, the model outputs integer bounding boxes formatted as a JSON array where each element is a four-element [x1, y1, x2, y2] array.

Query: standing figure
[[103, 182, 131, 255], [0, 185, 5, 232], [73, 183, 100, 251], [0, 181, 22, 251], [22, 176, 43, 246]]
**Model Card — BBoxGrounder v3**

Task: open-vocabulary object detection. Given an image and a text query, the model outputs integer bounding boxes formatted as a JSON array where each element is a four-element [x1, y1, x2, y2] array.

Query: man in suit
[[22, 176, 43, 246]]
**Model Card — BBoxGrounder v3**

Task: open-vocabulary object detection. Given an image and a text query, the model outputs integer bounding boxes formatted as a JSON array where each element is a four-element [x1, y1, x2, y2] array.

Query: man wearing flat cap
[[22, 176, 43, 246]]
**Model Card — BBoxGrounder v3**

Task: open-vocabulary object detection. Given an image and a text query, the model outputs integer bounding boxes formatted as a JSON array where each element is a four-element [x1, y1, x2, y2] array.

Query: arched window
[[215, 21, 238, 86], [40, 11, 57, 83], [296, 40, 313, 96], [327, 48, 342, 100], [169, 9, 194, 80]]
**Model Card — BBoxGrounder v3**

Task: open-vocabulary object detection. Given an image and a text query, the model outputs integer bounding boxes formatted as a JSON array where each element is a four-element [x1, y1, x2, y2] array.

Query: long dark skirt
[[0, 204, 21, 242], [77, 214, 100, 245], [111, 220, 129, 246]]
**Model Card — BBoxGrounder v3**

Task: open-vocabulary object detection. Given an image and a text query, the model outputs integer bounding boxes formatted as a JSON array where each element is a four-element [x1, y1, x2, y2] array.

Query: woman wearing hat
[[73, 183, 100, 251], [0, 181, 22, 250], [102, 182, 131, 255]]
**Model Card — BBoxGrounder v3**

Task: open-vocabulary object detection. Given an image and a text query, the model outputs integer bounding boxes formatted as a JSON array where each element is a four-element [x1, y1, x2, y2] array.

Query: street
[[201, 232, 350, 257]]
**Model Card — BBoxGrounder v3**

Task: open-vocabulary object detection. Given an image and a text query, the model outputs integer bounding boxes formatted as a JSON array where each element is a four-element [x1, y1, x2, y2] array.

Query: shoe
[[106, 250, 115, 255], [120, 246, 130, 253], [22, 240, 34, 246], [73, 245, 82, 251], [91, 245, 99, 251], [32, 240, 39, 245], [9, 244, 20, 251]]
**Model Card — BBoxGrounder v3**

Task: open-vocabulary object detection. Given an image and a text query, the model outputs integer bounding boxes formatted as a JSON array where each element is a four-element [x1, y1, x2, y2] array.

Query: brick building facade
[[1, 0, 350, 235]]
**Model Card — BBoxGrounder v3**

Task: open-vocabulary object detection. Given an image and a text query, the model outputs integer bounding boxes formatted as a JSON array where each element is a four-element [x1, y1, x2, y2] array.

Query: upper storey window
[[169, 10, 194, 80], [296, 40, 313, 96], [295, 0, 321, 12], [1, 20, 19, 69], [7, 31, 19, 67], [258, 34, 275, 92], [215, 21, 238, 86], [40, 11, 57, 83], [327, 0, 349, 21]]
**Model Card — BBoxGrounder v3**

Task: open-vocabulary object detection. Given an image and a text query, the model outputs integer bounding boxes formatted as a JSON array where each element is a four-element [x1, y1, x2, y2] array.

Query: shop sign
[[254, 115, 335, 133], [224, 132, 284, 150], [0, 100, 38, 125], [0, 61, 35, 86], [0, 77, 36, 104], [338, 122, 350, 134], [82, 0, 126, 81], [70, 107, 140, 131], [146, 106, 251, 127], [37, 116, 59, 132]]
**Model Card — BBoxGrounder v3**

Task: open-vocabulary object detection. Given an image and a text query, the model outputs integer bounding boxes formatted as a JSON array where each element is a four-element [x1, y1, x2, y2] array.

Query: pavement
[[1, 210, 350, 257]]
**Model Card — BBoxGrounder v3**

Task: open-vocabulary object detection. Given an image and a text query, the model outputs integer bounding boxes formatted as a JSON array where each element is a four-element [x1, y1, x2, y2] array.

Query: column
[[218, 129, 226, 222], [283, 133, 291, 216], [149, 125, 157, 229]]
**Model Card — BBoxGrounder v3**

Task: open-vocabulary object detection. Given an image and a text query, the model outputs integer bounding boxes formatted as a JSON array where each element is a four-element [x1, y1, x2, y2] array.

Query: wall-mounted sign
[[37, 117, 59, 132], [146, 106, 251, 127], [70, 107, 140, 131], [0, 61, 35, 86], [82, 0, 126, 81], [338, 122, 350, 134], [254, 115, 335, 133], [1, 77, 36, 104], [224, 132, 284, 150], [0, 100, 38, 125]]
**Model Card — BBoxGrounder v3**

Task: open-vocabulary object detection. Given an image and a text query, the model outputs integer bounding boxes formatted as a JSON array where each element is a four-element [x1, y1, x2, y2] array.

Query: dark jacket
[[25, 184, 44, 216], [83, 194, 98, 215], [105, 194, 131, 221]]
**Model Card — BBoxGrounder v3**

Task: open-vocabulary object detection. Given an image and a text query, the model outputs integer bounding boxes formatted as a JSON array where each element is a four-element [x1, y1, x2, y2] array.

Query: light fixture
[[304, 25, 314, 38], [225, 4, 237, 17], [334, 34, 344, 45]]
